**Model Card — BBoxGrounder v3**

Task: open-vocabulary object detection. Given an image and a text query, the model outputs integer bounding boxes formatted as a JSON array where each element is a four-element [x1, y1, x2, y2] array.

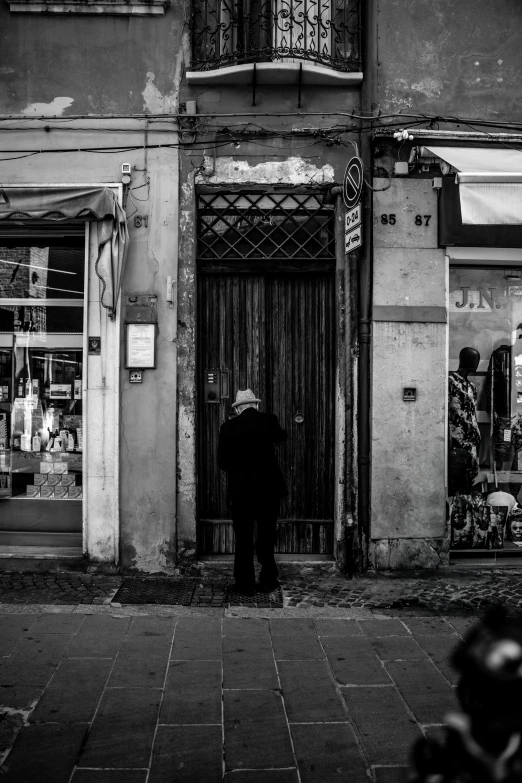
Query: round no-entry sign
[[343, 156, 364, 209]]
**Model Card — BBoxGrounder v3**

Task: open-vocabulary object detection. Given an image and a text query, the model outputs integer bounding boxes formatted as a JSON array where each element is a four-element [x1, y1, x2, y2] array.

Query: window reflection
[[0, 246, 84, 301]]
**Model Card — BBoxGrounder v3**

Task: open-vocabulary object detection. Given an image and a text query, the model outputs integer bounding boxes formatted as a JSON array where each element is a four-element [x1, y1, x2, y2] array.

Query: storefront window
[[0, 242, 84, 547], [449, 264, 522, 551]]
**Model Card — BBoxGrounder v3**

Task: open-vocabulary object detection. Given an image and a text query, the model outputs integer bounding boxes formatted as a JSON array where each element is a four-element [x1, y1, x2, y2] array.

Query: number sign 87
[[380, 214, 431, 226]]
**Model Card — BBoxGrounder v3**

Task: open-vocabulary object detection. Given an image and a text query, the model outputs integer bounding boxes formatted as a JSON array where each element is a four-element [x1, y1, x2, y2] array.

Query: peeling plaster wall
[[373, 0, 522, 120], [176, 174, 197, 556], [0, 3, 184, 115], [197, 156, 335, 186]]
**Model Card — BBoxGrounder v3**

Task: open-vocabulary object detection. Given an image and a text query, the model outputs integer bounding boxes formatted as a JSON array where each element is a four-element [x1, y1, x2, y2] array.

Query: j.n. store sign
[[450, 287, 501, 312]]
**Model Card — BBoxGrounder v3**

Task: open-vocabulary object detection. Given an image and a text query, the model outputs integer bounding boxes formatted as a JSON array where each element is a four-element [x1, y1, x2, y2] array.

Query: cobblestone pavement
[[0, 572, 122, 605], [192, 561, 522, 614], [0, 611, 471, 782], [1, 563, 522, 614]]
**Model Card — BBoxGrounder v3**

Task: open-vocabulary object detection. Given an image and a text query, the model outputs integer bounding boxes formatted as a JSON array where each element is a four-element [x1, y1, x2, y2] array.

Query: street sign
[[345, 222, 362, 253], [345, 204, 361, 233], [343, 156, 364, 209]]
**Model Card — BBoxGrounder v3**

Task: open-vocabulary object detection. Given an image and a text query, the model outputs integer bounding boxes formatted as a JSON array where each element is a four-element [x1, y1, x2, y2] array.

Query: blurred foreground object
[[409, 607, 522, 782]]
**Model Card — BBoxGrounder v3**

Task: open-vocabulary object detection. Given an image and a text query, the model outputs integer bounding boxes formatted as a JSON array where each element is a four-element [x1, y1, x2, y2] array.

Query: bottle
[[32, 433, 41, 452]]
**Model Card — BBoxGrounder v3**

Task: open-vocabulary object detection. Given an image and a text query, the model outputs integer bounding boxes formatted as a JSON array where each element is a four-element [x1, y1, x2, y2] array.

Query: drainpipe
[[357, 0, 377, 569]]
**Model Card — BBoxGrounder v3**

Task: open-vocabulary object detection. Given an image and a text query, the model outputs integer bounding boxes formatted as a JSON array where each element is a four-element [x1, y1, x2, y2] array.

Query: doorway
[[0, 238, 85, 549], [196, 190, 336, 554]]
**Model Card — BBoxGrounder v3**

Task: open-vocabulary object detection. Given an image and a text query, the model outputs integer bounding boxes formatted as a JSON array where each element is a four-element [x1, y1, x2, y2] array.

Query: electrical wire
[[3, 110, 522, 129], [0, 115, 521, 162]]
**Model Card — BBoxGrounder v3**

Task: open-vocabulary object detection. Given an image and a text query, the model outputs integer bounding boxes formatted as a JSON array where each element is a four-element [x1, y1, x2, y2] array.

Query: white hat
[[231, 389, 261, 408]]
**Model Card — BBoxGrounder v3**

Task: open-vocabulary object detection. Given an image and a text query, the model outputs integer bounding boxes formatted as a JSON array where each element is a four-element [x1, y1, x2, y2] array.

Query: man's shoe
[[230, 583, 256, 597], [258, 580, 280, 593]]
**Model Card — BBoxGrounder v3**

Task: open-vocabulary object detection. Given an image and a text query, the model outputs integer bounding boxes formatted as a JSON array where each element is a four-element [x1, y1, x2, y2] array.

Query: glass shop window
[[0, 241, 84, 546], [448, 265, 522, 551]]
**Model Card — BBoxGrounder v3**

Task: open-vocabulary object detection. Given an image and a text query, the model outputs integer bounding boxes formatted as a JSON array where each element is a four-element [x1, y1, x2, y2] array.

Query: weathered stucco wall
[[374, 0, 522, 121], [370, 178, 447, 569], [182, 82, 361, 118], [0, 2, 185, 115], [119, 147, 179, 572]]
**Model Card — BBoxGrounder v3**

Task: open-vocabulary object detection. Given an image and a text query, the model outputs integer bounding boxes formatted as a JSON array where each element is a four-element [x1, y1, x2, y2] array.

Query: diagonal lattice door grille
[[197, 192, 335, 261]]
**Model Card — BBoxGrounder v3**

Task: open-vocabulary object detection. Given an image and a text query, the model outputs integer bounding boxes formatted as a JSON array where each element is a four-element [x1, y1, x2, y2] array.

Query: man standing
[[218, 389, 287, 595]]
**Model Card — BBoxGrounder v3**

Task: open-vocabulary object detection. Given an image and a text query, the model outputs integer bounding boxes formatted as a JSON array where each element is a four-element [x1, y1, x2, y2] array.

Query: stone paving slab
[[0, 611, 475, 781]]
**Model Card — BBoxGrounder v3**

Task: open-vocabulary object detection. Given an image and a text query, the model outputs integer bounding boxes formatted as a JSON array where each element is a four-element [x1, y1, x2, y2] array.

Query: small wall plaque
[[88, 336, 101, 355], [126, 322, 156, 369]]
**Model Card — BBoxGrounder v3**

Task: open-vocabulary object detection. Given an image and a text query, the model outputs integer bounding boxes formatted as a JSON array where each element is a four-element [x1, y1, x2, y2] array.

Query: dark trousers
[[231, 497, 279, 589]]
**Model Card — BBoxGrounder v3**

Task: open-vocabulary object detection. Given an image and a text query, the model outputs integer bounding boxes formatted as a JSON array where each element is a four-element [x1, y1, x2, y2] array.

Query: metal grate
[[197, 192, 335, 261], [225, 584, 284, 607], [191, 0, 360, 72], [112, 578, 197, 606]]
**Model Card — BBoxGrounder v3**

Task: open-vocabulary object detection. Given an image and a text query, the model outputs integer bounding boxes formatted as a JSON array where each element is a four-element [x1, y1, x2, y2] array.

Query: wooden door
[[197, 270, 335, 553]]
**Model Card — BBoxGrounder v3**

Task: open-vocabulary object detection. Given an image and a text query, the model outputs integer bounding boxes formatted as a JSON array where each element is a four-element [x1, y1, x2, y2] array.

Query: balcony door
[[191, 0, 359, 70]]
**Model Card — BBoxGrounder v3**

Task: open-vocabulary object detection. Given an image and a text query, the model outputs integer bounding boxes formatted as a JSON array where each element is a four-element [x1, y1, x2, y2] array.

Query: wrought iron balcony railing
[[191, 0, 360, 72]]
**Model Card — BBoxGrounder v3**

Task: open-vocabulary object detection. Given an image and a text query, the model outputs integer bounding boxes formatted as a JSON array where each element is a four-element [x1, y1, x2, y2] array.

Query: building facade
[[365, 0, 522, 568], [0, 0, 361, 571], [1, 0, 522, 573], [0, 0, 181, 570]]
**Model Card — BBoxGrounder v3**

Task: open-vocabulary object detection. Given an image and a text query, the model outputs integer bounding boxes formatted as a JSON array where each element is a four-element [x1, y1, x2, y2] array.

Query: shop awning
[[0, 186, 128, 318], [422, 146, 522, 225]]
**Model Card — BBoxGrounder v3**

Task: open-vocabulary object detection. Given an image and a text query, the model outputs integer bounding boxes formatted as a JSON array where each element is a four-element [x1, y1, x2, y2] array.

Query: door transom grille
[[197, 192, 335, 261]]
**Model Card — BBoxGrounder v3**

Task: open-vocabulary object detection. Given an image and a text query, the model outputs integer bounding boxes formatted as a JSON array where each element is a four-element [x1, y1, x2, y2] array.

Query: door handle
[[220, 369, 230, 400]]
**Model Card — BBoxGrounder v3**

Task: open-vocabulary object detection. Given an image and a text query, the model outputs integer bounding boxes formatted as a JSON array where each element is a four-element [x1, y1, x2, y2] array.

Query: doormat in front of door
[[225, 584, 283, 608], [112, 578, 197, 606]]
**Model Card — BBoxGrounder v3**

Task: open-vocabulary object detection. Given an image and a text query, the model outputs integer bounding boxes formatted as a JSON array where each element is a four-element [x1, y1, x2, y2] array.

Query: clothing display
[[450, 492, 508, 549], [448, 371, 481, 477], [448, 266, 522, 553]]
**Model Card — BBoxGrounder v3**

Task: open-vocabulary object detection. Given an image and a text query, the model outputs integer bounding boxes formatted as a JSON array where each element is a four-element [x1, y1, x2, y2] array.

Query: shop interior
[[449, 263, 522, 554], [0, 241, 84, 547]]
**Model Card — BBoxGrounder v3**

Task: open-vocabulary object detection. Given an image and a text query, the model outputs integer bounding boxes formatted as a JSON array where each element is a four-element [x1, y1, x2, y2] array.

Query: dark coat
[[217, 408, 288, 503]]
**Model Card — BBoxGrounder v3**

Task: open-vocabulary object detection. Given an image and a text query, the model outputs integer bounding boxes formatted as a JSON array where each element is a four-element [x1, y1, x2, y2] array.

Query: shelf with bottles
[[0, 446, 11, 498]]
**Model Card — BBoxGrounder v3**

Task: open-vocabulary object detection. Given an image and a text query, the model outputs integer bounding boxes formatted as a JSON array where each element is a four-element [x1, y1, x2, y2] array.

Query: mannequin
[[457, 347, 480, 380], [448, 348, 483, 547], [448, 347, 481, 488]]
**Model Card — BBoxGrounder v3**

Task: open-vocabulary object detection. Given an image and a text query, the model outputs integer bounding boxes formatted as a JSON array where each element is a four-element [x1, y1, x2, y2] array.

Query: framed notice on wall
[[125, 322, 156, 369]]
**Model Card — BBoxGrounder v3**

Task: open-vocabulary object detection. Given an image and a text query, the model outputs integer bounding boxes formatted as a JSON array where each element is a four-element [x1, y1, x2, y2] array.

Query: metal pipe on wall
[[357, 0, 377, 569]]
